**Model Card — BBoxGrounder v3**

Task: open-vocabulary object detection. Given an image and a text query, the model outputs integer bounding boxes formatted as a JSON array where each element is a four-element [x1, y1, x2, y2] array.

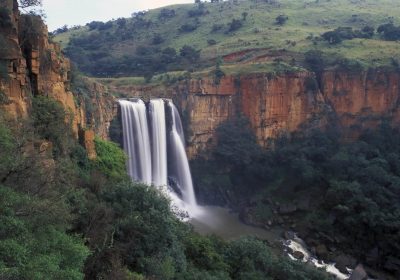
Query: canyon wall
[[3, 0, 398, 160], [0, 0, 115, 157], [112, 68, 400, 158]]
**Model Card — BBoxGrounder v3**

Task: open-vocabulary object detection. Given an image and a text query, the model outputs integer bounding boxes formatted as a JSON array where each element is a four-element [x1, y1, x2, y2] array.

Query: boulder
[[334, 254, 357, 274], [293, 251, 305, 260], [349, 264, 368, 280], [283, 231, 296, 240], [315, 244, 328, 259]]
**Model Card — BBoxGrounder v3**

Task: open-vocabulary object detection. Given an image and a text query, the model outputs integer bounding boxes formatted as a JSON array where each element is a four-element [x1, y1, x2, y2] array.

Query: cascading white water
[[171, 103, 185, 144], [119, 99, 152, 185], [119, 98, 200, 216], [167, 102, 198, 212], [149, 99, 168, 187]]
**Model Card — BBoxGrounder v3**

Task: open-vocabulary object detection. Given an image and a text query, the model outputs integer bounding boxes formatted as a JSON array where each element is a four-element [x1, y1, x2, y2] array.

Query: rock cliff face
[[0, 0, 115, 154], [4, 1, 398, 160], [322, 69, 400, 137], [113, 68, 400, 158]]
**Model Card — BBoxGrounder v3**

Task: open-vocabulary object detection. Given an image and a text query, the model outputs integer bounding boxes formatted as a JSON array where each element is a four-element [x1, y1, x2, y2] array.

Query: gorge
[[1, 0, 400, 279]]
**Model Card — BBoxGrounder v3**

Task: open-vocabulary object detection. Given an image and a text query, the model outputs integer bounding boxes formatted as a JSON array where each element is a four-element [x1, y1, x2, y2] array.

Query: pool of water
[[189, 205, 282, 242]]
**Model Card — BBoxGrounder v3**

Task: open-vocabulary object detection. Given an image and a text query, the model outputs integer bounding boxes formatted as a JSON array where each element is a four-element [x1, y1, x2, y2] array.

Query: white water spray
[[119, 98, 200, 216], [119, 99, 152, 185], [149, 99, 168, 187], [167, 102, 198, 213]]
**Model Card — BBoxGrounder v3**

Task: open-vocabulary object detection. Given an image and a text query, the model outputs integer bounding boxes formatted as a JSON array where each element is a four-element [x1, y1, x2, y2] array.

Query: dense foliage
[[0, 97, 329, 279], [192, 117, 400, 274]]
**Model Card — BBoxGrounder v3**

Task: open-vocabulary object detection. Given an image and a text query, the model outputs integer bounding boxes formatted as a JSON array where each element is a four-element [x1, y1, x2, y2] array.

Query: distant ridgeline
[[54, 0, 400, 78]]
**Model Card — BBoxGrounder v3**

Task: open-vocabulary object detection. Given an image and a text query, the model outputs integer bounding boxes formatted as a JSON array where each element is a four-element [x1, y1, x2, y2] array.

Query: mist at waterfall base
[[119, 99, 282, 234], [119, 99, 356, 279], [119, 99, 202, 217]]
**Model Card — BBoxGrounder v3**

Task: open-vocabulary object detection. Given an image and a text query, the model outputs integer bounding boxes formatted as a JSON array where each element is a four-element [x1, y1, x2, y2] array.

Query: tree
[[322, 30, 343, 44], [32, 96, 73, 157], [361, 25, 374, 38], [228, 19, 243, 32], [18, 0, 42, 8], [213, 57, 225, 85], [242, 12, 248, 21], [152, 33, 164, 45], [180, 45, 200, 63], [377, 23, 400, 41], [275, 14, 288, 25]]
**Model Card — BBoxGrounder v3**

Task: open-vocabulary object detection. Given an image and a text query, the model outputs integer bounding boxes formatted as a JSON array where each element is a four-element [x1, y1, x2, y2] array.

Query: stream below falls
[[189, 205, 352, 280]]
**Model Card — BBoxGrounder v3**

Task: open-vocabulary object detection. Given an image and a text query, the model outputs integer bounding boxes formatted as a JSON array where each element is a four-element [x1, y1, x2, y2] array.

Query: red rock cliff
[[0, 0, 115, 147], [113, 68, 400, 158]]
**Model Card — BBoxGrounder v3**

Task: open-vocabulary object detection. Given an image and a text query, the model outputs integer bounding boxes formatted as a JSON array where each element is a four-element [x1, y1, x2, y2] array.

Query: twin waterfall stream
[[119, 99, 199, 216]]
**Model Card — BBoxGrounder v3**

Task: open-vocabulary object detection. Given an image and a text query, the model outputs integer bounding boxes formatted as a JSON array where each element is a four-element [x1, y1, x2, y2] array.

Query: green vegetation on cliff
[[55, 0, 400, 78], [192, 116, 400, 277], [0, 96, 330, 279]]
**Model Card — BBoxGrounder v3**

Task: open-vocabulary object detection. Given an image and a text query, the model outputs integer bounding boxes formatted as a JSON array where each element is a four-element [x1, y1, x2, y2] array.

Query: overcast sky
[[42, 0, 192, 31]]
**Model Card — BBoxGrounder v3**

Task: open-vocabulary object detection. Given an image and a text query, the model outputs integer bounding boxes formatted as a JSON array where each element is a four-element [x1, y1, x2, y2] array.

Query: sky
[[42, 0, 192, 31]]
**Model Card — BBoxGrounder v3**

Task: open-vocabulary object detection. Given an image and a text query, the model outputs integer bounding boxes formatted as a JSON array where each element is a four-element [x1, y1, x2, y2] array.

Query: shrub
[[322, 30, 343, 44], [207, 39, 217, 46], [32, 96, 72, 157], [305, 76, 319, 93], [179, 23, 198, 33], [211, 24, 224, 33], [188, 3, 208, 17], [180, 45, 200, 63], [228, 19, 243, 32], [93, 137, 127, 180], [0, 187, 90, 280], [377, 23, 400, 41], [159, 8, 176, 20], [152, 33, 164, 45], [275, 14, 288, 25]]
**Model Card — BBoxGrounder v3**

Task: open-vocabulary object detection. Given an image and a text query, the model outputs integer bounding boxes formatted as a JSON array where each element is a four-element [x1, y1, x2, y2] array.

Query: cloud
[[43, 0, 191, 30]]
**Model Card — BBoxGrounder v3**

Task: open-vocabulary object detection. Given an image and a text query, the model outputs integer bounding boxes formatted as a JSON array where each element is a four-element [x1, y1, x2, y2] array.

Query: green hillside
[[55, 0, 400, 78]]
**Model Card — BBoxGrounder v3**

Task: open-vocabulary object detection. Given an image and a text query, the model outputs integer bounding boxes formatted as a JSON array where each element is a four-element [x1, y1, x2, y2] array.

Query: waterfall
[[167, 102, 197, 209], [119, 99, 152, 185], [119, 98, 199, 215], [149, 99, 168, 187]]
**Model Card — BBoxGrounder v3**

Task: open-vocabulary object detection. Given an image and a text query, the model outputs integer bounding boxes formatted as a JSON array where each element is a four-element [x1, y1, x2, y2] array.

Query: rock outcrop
[[0, 0, 116, 157]]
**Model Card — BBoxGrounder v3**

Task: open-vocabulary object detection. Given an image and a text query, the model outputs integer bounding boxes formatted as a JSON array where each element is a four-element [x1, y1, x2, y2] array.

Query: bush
[[377, 23, 400, 41], [322, 30, 343, 44], [159, 8, 176, 20], [180, 45, 200, 63], [93, 137, 127, 180], [188, 3, 208, 17], [207, 39, 217, 46], [275, 14, 288, 25], [211, 24, 224, 33], [32, 96, 73, 157], [152, 33, 164, 45], [304, 50, 325, 73], [0, 187, 90, 280], [228, 19, 243, 32], [179, 23, 198, 33]]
